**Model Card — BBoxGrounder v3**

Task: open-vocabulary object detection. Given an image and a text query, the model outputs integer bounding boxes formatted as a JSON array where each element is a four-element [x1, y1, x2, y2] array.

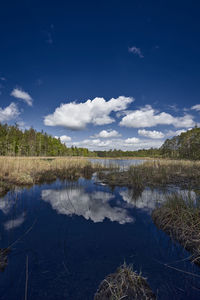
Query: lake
[[0, 159, 200, 299]]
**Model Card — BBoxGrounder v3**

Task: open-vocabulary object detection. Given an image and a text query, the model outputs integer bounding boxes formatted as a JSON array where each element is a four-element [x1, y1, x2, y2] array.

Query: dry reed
[[152, 192, 200, 265], [94, 263, 156, 300]]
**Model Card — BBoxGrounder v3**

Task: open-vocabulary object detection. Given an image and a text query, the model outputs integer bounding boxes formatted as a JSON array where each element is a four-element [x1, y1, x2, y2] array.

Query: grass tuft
[[94, 263, 156, 300], [152, 192, 200, 265]]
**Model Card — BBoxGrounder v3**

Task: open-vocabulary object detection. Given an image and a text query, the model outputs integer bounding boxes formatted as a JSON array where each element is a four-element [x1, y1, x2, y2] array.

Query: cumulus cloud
[[11, 88, 33, 106], [44, 96, 134, 130], [55, 135, 72, 143], [191, 104, 200, 111], [120, 105, 195, 128], [92, 129, 121, 138], [70, 137, 163, 151], [0, 102, 20, 122], [128, 46, 144, 58], [138, 129, 165, 139], [124, 137, 140, 144]]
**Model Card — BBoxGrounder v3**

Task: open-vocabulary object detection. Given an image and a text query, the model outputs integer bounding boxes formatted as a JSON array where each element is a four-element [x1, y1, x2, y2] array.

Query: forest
[[0, 123, 200, 159], [0, 123, 94, 157]]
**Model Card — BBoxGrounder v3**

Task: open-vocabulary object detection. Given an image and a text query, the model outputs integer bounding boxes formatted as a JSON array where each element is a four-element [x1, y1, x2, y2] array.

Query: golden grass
[[152, 192, 200, 265], [98, 159, 200, 189], [95, 263, 155, 300], [0, 156, 101, 191]]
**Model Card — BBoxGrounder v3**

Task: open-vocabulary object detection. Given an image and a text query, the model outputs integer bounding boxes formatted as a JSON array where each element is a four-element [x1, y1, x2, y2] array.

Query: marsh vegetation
[[152, 192, 200, 265], [0, 156, 104, 196], [1, 156, 200, 299], [97, 159, 200, 189], [95, 263, 156, 300], [0, 248, 10, 272]]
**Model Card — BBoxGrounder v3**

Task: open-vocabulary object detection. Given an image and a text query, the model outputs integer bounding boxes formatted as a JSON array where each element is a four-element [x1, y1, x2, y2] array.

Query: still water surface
[[0, 159, 200, 299]]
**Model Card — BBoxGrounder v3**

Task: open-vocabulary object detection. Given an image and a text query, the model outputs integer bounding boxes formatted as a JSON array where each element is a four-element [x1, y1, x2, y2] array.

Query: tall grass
[[152, 192, 200, 265], [98, 159, 200, 189], [0, 156, 102, 190]]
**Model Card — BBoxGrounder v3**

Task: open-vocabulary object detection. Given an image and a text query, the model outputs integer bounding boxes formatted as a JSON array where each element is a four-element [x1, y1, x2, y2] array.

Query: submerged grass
[[94, 263, 156, 300], [0, 248, 10, 272], [97, 159, 200, 189], [0, 156, 103, 196], [152, 192, 200, 265]]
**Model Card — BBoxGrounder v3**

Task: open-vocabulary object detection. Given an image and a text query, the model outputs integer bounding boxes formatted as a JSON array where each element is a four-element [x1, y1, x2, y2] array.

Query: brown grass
[[0, 156, 103, 195], [94, 263, 156, 300], [97, 159, 200, 189], [152, 192, 200, 265], [0, 248, 10, 272]]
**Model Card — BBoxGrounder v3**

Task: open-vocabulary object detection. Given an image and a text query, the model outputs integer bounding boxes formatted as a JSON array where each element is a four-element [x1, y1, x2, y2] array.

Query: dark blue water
[[0, 175, 200, 299]]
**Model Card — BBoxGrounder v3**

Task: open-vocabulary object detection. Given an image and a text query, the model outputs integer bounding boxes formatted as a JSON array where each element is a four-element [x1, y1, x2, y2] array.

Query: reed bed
[[152, 192, 200, 265], [97, 159, 200, 189], [94, 263, 155, 300], [0, 156, 102, 195]]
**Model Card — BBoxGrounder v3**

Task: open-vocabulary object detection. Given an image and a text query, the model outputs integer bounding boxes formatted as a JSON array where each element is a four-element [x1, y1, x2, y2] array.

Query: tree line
[[0, 123, 199, 159], [0, 123, 94, 157], [161, 126, 200, 160]]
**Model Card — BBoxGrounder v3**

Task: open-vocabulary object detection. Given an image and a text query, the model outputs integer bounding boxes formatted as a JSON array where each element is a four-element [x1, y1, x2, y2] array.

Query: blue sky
[[0, 0, 200, 150]]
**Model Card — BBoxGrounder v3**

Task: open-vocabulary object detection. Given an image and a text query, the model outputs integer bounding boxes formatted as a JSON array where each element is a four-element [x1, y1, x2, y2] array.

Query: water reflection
[[120, 189, 164, 212], [41, 188, 134, 224], [120, 188, 197, 213], [0, 195, 15, 214], [4, 213, 26, 231], [89, 158, 145, 170]]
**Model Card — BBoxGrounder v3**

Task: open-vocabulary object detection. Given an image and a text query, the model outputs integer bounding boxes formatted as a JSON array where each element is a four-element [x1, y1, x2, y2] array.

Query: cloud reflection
[[120, 189, 197, 213], [41, 188, 134, 224], [4, 213, 26, 231]]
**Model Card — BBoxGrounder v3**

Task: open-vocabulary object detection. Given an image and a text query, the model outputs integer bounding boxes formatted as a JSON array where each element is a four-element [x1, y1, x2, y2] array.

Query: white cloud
[[11, 88, 33, 106], [191, 104, 200, 111], [70, 137, 163, 151], [55, 135, 72, 143], [138, 129, 165, 139], [92, 129, 121, 138], [120, 105, 195, 128], [44, 96, 134, 130], [128, 46, 144, 58], [124, 137, 140, 144], [0, 102, 20, 122]]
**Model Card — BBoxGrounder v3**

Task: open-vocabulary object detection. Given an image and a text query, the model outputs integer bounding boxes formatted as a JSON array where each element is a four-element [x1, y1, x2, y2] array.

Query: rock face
[[0, 248, 10, 272], [94, 264, 156, 300]]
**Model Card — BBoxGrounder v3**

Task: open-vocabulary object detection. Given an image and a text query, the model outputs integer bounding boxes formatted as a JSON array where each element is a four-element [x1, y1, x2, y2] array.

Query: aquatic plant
[[98, 159, 200, 189], [94, 263, 156, 300], [152, 192, 200, 265], [0, 157, 104, 194], [0, 248, 10, 272]]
